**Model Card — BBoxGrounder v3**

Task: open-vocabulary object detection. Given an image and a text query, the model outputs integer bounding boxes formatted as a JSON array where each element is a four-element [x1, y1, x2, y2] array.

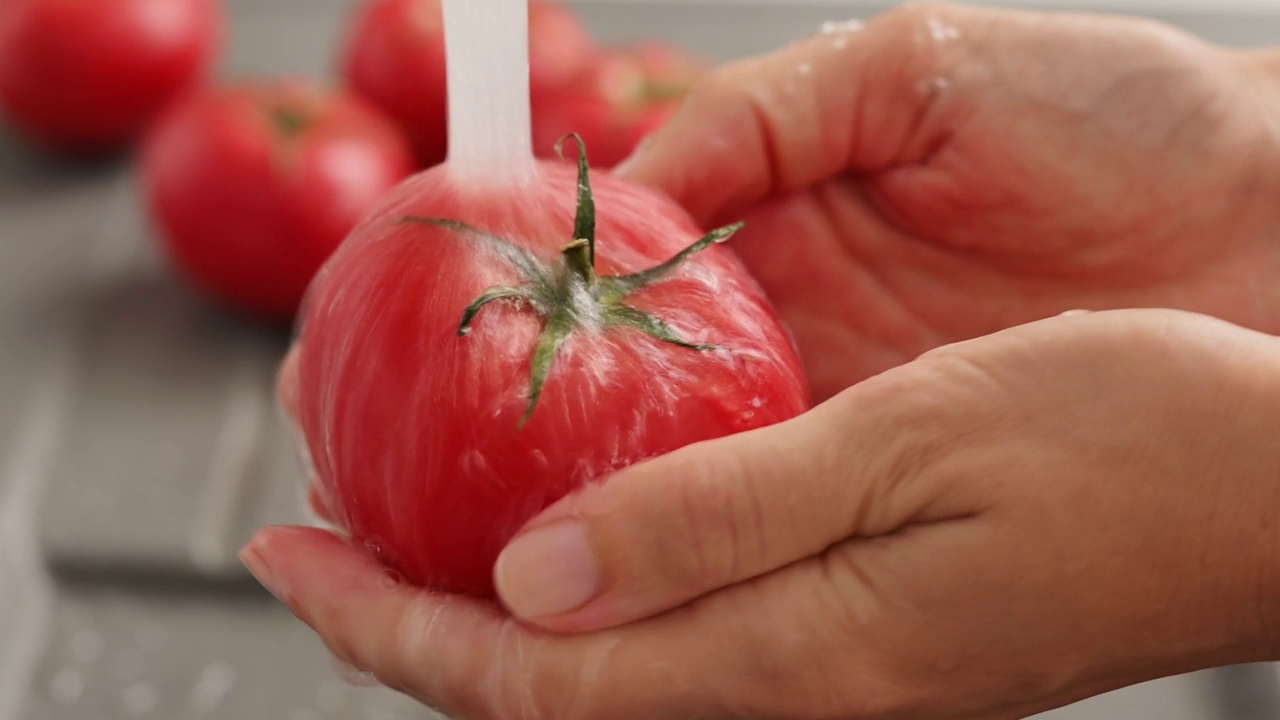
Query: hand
[[248, 308, 1280, 719], [615, 1, 1280, 402]]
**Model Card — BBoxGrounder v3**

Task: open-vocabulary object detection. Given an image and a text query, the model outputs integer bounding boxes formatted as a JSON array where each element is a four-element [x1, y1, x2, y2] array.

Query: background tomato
[[532, 41, 709, 168], [342, 0, 597, 167], [295, 153, 811, 597], [141, 78, 416, 321], [0, 0, 224, 154]]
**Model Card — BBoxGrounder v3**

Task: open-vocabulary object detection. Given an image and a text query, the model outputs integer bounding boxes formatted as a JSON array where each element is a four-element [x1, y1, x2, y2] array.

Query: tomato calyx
[[269, 107, 314, 136], [398, 133, 746, 429]]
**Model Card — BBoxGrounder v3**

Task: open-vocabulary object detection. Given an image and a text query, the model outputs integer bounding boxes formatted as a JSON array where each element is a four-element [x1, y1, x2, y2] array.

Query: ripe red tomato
[[141, 78, 416, 321], [342, 0, 597, 167], [0, 0, 223, 153], [532, 42, 710, 168], [293, 143, 810, 597]]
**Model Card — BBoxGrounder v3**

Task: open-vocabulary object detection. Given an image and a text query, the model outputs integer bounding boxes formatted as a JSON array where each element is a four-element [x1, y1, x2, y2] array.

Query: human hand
[[249, 308, 1280, 719], [615, 1, 1280, 401]]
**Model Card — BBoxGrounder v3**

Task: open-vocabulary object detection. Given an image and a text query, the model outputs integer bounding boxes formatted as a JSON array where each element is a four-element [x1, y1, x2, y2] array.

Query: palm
[[726, 16, 1280, 401]]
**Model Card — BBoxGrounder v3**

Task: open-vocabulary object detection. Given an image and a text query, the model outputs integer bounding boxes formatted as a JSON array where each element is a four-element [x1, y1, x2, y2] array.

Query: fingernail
[[240, 543, 292, 608], [495, 520, 601, 619]]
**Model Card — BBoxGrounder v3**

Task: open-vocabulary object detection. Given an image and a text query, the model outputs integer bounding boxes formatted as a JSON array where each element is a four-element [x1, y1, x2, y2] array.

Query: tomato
[[141, 78, 416, 321], [623, 40, 712, 94], [532, 42, 710, 168], [293, 141, 811, 597], [342, 0, 597, 167], [0, 0, 223, 154]]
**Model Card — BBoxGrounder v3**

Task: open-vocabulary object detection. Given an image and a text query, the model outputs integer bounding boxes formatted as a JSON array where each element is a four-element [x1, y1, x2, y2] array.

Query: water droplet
[[48, 668, 83, 705], [926, 17, 961, 42], [68, 630, 105, 663], [121, 682, 159, 716], [916, 76, 952, 97], [189, 661, 238, 714], [820, 19, 864, 34], [796, 63, 813, 76]]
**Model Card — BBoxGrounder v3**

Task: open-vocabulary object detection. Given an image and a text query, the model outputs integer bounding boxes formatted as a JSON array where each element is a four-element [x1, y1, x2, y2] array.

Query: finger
[[494, 366, 985, 632], [240, 526, 508, 718], [240, 526, 735, 719], [613, 3, 955, 226]]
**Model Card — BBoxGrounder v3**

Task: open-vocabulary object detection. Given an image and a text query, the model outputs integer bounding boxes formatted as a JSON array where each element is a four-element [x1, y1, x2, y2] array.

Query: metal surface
[[1, 1, 1278, 718]]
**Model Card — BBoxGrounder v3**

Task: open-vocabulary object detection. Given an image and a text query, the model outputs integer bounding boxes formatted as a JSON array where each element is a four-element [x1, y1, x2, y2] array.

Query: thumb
[[613, 3, 949, 226], [493, 372, 970, 633]]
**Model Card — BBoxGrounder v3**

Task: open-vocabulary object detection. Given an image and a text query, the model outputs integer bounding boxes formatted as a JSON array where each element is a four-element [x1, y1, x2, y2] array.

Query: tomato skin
[[0, 0, 223, 153], [295, 161, 811, 598], [140, 79, 417, 321], [342, 0, 597, 167]]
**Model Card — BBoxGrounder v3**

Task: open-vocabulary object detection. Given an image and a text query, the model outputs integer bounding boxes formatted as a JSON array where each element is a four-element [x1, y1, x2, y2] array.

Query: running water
[[442, 0, 537, 186]]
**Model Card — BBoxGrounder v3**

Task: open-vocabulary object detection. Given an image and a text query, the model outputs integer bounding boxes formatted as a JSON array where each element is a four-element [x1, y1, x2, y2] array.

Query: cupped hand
[[250, 308, 1280, 719], [615, 1, 1280, 400]]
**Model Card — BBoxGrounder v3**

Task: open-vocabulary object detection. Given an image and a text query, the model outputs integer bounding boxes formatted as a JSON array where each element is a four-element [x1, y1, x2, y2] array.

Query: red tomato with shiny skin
[[141, 79, 416, 321], [533, 42, 709, 168], [294, 152, 811, 598], [342, 0, 597, 166], [0, 0, 223, 153]]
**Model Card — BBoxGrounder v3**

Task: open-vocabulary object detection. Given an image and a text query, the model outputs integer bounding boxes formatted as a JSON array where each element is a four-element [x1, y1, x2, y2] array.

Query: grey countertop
[[2, 1, 1280, 718]]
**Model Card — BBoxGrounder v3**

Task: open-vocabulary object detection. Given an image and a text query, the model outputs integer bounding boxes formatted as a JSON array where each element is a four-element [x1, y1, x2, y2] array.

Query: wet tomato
[[293, 140, 811, 597], [532, 41, 709, 168]]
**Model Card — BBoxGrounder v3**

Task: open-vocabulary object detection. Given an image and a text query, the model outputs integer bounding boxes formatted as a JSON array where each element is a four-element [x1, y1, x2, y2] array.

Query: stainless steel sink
[[2, 1, 1278, 718]]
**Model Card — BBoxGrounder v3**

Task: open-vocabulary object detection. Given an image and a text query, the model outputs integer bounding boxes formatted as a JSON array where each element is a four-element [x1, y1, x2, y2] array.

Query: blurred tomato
[[342, 0, 597, 166], [141, 78, 417, 321], [0, 0, 223, 154], [532, 41, 709, 169]]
